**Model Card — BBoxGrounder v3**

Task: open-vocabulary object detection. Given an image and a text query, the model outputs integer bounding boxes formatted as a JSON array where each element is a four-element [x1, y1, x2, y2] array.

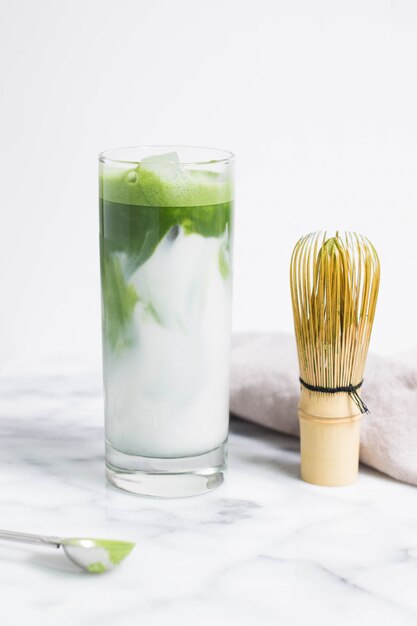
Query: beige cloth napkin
[[230, 332, 417, 486]]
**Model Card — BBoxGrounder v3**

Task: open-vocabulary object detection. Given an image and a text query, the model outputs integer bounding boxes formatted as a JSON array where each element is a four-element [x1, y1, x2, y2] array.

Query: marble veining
[[0, 372, 416, 626]]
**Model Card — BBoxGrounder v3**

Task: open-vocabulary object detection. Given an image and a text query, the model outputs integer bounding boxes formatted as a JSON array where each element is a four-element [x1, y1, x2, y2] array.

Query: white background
[[1, 0, 416, 372]]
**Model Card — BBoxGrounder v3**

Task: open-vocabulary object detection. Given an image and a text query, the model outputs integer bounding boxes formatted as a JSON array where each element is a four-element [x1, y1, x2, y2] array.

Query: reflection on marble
[[0, 373, 416, 626]]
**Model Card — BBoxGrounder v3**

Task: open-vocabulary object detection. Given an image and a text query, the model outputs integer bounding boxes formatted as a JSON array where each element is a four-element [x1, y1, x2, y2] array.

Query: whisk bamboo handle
[[298, 388, 361, 486]]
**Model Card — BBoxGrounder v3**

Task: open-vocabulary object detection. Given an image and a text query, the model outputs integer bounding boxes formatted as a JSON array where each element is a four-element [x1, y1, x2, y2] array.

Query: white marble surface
[[1, 372, 417, 626]]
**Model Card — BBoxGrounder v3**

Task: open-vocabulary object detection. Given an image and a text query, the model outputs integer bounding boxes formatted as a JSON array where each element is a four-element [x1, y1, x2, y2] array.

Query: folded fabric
[[230, 332, 417, 486]]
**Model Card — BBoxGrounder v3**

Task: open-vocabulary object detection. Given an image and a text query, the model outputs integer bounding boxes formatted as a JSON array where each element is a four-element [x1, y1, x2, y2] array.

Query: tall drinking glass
[[99, 146, 234, 496]]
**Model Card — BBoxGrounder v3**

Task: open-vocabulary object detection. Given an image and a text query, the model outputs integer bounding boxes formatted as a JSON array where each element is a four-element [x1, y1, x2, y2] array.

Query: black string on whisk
[[299, 378, 370, 414]]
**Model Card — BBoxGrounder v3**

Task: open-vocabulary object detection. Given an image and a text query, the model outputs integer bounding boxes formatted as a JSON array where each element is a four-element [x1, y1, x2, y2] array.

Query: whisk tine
[[290, 231, 380, 390]]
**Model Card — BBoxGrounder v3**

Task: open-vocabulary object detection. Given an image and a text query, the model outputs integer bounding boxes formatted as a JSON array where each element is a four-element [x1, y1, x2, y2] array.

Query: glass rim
[[99, 145, 235, 167]]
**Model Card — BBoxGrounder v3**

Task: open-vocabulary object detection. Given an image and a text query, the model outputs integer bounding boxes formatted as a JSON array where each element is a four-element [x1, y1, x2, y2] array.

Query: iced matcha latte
[[99, 147, 234, 496]]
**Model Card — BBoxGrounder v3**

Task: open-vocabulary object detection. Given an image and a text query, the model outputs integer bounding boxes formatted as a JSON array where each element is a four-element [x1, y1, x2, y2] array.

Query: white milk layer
[[104, 228, 232, 458]]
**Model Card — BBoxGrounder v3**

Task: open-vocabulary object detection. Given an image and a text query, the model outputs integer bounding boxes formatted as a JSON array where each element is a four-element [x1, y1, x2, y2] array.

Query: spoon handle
[[0, 529, 61, 548]]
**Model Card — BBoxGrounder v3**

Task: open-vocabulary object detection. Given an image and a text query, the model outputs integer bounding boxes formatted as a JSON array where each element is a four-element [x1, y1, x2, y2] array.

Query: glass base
[[105, 440, 227, 498]]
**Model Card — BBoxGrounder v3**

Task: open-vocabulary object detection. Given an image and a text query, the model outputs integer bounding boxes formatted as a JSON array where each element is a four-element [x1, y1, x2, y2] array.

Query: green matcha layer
[[99, 152, 232, 207], [100, 153, 232, 271], [99, 155, 233, 353], [100, 199, 231, 271]]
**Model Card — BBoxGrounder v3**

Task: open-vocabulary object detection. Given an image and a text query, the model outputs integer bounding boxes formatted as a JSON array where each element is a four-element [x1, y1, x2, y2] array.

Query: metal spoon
[[0, 529, 135, 573]]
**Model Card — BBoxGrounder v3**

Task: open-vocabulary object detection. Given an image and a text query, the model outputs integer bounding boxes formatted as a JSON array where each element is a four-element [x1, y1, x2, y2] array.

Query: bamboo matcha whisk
[[290, 231, 380, 486]]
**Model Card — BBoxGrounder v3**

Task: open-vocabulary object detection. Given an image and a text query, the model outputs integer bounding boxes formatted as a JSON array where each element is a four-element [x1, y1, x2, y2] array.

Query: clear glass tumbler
[[99, 146, 234, 496]]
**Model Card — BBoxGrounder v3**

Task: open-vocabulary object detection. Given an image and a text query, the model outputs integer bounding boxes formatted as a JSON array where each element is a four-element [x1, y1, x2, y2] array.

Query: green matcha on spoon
[[0, 529, 135, 573]]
